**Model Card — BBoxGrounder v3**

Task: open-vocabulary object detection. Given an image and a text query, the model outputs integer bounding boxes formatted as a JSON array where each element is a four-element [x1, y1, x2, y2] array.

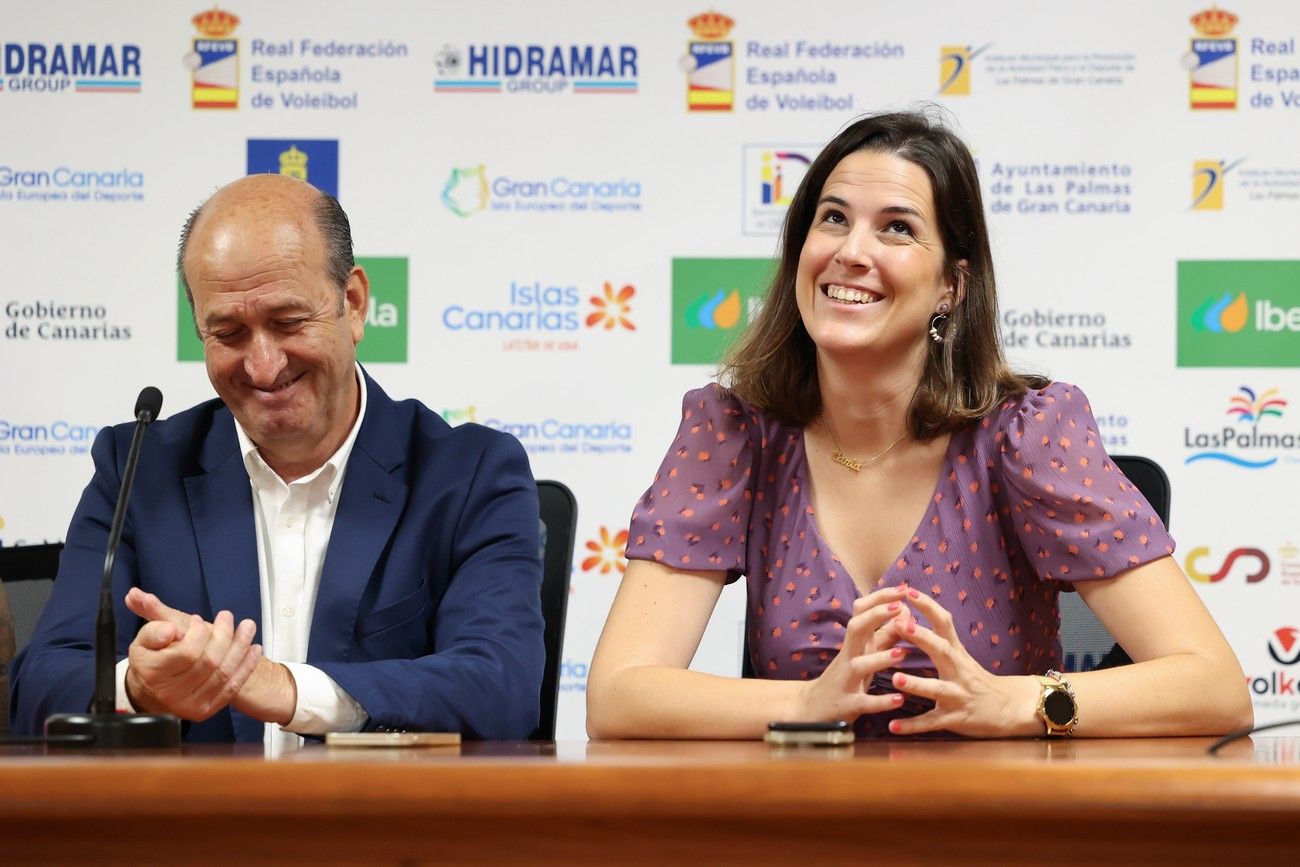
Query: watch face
[[1043, 688, 1076, 726]]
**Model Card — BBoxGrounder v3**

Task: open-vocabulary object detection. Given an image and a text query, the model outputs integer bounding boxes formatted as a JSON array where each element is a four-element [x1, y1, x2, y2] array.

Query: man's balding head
[[178, 175, 354, 320]]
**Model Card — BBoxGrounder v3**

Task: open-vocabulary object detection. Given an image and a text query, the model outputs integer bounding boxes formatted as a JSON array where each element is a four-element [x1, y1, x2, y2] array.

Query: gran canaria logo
[[441, 165, 489, 216], [184, 6, 239, 109], [1191, 158, 1244, 210], [1183, 6, 1238, 109], [681, 11, 734, 111]]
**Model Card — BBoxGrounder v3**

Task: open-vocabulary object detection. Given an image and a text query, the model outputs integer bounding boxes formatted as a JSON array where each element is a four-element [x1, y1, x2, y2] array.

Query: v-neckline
[[795, 425, 961, 597]]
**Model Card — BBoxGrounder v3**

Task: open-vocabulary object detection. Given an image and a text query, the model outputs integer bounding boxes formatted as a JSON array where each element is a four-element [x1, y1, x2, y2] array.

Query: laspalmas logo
[[1183, 386, 1295, 469]]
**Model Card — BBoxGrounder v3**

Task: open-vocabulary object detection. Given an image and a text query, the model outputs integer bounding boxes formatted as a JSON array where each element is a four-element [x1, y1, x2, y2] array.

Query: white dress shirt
[[118, 365, 370, 749]]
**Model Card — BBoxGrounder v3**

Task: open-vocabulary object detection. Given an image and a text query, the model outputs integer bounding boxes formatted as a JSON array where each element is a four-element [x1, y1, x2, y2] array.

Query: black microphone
[[45, 387, 181, 748]]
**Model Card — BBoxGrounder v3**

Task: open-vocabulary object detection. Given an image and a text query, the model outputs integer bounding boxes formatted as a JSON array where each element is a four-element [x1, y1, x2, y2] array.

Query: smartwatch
[[1034, 670, 1078, 737]]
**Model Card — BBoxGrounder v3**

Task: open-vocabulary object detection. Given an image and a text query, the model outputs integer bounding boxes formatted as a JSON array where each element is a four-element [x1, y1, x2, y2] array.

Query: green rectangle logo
[[671, 257, 774, 365], [1177, 260, 1300, 368], [177, 256, 408, 363]]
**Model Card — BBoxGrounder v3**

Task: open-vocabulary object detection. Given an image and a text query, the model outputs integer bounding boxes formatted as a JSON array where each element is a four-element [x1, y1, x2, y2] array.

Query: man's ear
[[345, 265, 370, 344]]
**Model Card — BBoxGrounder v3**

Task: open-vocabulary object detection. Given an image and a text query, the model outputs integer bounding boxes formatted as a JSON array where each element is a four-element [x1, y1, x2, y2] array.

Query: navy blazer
[[9, 372, 545, 741]]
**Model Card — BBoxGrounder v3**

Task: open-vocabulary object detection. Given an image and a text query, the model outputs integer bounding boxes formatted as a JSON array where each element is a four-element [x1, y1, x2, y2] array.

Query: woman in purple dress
[[587, 111, 1252, 739]]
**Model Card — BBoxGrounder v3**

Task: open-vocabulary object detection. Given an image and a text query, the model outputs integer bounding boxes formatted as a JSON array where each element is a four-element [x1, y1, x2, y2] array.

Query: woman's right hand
[[788, 585, 912, 723]]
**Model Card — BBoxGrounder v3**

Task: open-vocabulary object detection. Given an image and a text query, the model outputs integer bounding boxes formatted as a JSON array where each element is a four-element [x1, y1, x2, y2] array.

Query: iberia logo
[[681, 11, 735, 111], [938, 43, 991, 96], [1191, 158, 1244, 210], [581, 526, 629, 575], [586, 283, 636, 331], [1191, 291, 1249, 333], [1269, 627, 1300, 665], [185, 6, 240, 109], [1184, 7, 1239, 110], [442, 165, 489, 216], [686, 289, 742, 330]]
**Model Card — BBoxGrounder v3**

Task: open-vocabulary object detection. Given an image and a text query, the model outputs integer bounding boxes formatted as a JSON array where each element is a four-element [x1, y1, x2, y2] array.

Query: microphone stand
[[45, 388, 181, 748]]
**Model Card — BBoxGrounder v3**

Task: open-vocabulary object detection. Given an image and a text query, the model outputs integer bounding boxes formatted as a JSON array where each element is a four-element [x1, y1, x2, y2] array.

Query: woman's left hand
[[887, 588, 1040, 737]]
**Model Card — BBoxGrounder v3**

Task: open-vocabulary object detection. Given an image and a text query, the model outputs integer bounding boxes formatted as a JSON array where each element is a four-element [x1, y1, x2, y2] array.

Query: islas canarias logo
[[681, 11, 734, 111], [1184, 386, 1293, 469], [1270, 627, 1300, 665], [1191, 158, 1244, 210], [184, 6, 239, 109], [938, 43, 991, 96], [587, 283, 635, 331], [581, 526, 629, 575], [1183, 6, 1238, 110]]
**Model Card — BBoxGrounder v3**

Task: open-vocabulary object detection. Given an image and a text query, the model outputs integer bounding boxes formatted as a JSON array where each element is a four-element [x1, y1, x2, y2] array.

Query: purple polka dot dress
[[626, 382, 1175, 736]]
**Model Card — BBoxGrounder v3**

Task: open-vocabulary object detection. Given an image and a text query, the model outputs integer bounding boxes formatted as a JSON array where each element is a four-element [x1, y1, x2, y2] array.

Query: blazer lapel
[[309, 371, 409, 664], [183, 406, 264, 742]]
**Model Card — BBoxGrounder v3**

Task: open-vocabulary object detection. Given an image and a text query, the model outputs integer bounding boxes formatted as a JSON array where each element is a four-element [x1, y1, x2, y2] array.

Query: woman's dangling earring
[[929, 304, 951, 343]]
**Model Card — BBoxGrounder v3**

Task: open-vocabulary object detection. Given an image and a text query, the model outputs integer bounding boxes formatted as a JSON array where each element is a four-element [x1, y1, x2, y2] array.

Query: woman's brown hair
[[720, 109, 1046, 437]]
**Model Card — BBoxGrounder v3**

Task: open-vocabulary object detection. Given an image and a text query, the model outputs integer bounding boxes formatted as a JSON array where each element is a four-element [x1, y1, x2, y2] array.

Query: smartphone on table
[[764, 721, 853, 747]]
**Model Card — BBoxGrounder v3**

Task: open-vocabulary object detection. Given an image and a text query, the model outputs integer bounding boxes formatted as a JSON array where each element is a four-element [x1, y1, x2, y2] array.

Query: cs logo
[[1184, 546, 1270, 583]]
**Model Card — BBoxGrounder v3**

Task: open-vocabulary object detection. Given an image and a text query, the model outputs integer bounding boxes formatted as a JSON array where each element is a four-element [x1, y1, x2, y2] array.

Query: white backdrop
[[2, 2, 1298, 737]]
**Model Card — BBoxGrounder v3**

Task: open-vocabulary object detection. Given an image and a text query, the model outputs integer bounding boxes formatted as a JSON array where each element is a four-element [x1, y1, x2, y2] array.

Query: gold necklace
[[818, 413, 909, 472]]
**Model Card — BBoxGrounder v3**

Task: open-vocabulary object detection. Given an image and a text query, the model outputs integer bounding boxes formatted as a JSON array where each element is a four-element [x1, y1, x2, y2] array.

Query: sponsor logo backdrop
[[2, 2, 1298, 736]]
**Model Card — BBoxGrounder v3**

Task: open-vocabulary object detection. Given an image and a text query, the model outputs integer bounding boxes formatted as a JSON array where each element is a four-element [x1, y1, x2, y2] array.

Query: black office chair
[[533, 480, 577, 740], [0, 542, 64, 734], [1057, 455, 1171, 673]]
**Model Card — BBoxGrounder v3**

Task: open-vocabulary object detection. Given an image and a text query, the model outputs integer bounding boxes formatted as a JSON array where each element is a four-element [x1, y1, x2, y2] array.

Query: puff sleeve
[[997, 382, 1175, 584], [626, 385, 758, 580]]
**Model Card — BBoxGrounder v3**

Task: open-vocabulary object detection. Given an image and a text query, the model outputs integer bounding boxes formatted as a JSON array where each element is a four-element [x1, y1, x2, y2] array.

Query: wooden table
[[2, 737, 1298, 864]]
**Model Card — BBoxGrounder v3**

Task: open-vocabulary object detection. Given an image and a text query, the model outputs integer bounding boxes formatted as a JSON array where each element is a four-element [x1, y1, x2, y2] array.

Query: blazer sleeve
[[315, 432, 545, 740], [8, 425, 141, 734]]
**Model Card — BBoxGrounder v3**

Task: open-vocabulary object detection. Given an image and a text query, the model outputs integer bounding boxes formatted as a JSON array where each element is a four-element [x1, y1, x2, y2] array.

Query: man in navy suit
[[9, 175, 544, 742]]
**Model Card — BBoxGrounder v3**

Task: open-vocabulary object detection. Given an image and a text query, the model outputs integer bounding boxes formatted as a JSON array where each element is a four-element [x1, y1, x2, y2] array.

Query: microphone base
[[45, 712, 182, 749]]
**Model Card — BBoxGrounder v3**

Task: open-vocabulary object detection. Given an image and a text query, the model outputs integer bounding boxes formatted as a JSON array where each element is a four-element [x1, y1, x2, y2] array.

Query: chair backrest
[[1058, 455, 1172, 673], [1, 542, 64, 735], [533, 480, 577, 740]]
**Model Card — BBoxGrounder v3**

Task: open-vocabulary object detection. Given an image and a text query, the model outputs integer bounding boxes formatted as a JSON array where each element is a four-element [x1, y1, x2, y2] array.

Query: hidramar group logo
[[1191, 158, 1244, 210], [1183, 386, 1297, 469], [247, 139, 338, 197], [1177, 260, 1300, 367], [681, 11, 735, 111], [440, 164, 641, 215], [432, 41, 638, 95], [742, 145, 814, 235], [1183, 7, 1238, 109], [938, 43, 991, 96], [177, 256, 408, 363], [0, 39, 141, 96], [184, 6, 239, 108], [671, 258, 772, 364]]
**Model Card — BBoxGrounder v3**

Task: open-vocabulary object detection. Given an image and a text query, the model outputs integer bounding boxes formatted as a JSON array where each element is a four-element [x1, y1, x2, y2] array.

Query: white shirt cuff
[[115, 657, 135, 712], [279, 662, 367, 735]]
